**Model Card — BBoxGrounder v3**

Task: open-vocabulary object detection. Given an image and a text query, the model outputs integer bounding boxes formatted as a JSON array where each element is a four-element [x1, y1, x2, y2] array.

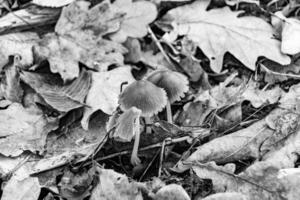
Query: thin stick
[[158, 139, 167, 177], [139, 149, 160, 182], [147, 26, 175, 70]]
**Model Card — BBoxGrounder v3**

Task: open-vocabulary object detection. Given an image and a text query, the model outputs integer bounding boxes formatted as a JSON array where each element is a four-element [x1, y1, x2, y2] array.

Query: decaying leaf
[[59, 168, 95, 200], [32, 0, 76, 7], [35, 1, 127, 81], [0, 103, 58, 157], [0, 32, 39, 68], [20, 68, 91, 112], [109, 0, 158, 42], [2, 176, 40, 200], [81, 66, 135, 129], [90, 167, 143, 200], [202, 192, 249, 200], [242, 80, 283, 108], [0, 55, 23, 103], [55, 0, 122, 37], [162, 0, 290, 72], [153, 184, 190, 200]]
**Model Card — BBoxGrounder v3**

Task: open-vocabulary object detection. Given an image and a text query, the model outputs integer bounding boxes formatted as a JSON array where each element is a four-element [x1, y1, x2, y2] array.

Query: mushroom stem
[[144, 117, 152, 134], [131, 117, 141, 166], [166, 100, 173, 123]]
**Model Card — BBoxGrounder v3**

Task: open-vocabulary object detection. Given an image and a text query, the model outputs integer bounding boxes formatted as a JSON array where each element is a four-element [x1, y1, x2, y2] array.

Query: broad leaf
[[162, 0, 290, 72]]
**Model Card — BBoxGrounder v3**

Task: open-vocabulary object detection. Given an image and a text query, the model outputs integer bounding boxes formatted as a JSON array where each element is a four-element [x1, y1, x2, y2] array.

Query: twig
[[92, 136, 190, 163], [139, 149, 160, 182], [147, 26, 176, 70], [158, 138, 168, 177]]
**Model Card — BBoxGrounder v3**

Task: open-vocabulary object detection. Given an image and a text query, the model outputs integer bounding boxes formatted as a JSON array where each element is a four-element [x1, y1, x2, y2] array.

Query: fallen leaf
[[55, 0, 121, 38], [153, 184, 190, 200], [281, 18, 300, 55], [20, 68, 91, 112], [109, 0, 158, 42], [2, 176, 40, 200], [0, 55, 23, 103], [0, 103, 58, 157], [35, 1, 127, 81], [202, 192, 249, 200], [0, 32, 38, 68], [90, 167, 143, 200], [81, 66, 135, 129], [242, 80, 283, 108], [32, 0, 76, 7], [162, 0, 290, 72], [59, 168, 94, 200]]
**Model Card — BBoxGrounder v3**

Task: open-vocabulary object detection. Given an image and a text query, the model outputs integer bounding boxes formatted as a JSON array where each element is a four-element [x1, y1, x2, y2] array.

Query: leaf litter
[[1, 0, 300, 199]]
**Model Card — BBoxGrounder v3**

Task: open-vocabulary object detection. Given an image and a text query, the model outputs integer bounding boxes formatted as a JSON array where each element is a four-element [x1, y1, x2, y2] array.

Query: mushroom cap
[[118, 80, 168, 117], [146, 70, 189, 103]]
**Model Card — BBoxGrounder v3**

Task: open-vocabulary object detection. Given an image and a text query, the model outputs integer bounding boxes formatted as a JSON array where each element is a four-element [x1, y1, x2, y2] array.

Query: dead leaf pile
[[0, 0, 300, 199]]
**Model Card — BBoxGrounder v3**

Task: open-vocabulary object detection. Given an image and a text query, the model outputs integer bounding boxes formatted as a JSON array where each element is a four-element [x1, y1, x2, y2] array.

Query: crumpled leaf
[[55, 0, 122, 37], [0, 32, 38, 68], [175, 108, 286, 171], [242, 80, 283, 108], [109, 0, 158, 42], [20, 68, 91, 112], [0, 55, 23, 103], [90, 167, 143, 200], [202, 192, 249, 200], [81, 66, 135, 130], [2, 176, 40, 200], [33, 34, 82, 81], [32, 0, 76, 7], [59, 168, 95, 200], [192, 162, 283, 200], [162, 0, 290, 72], [0, 103, 58, 157], [31, 111, 108, 175], [153, 184, 190, 200]]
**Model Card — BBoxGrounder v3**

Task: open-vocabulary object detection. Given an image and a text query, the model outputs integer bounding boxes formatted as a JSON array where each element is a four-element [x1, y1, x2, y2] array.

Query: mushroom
[[118, 80, 167, 165], [146, 70, 189, 123]]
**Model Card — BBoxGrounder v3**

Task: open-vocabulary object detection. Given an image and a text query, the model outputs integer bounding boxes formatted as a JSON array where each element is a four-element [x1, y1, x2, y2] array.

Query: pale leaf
[[2, 176, 40, 200], [90, 167, 143, 200], [81, 66, 135, 129], [281, 18, 300, 54], [0, 103, 58, 156], [162, 0, 290, 72], [109, 0, 158, 42], [32, 0, 76, 7], [0, 32, 38, 68], [20, 69, 91, 112]]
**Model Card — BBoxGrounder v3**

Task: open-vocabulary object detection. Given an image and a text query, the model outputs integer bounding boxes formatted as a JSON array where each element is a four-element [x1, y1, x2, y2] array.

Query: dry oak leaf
[[0, 103, 58, 157], [162, 0, 290, 73], [20, 68, 91, 112], [81, 66, 135, 130], [109, 0, 158, 42]]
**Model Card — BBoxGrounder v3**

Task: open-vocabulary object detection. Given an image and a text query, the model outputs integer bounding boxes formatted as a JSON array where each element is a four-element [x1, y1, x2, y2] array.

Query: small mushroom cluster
[[115, 70, 189, 165]]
